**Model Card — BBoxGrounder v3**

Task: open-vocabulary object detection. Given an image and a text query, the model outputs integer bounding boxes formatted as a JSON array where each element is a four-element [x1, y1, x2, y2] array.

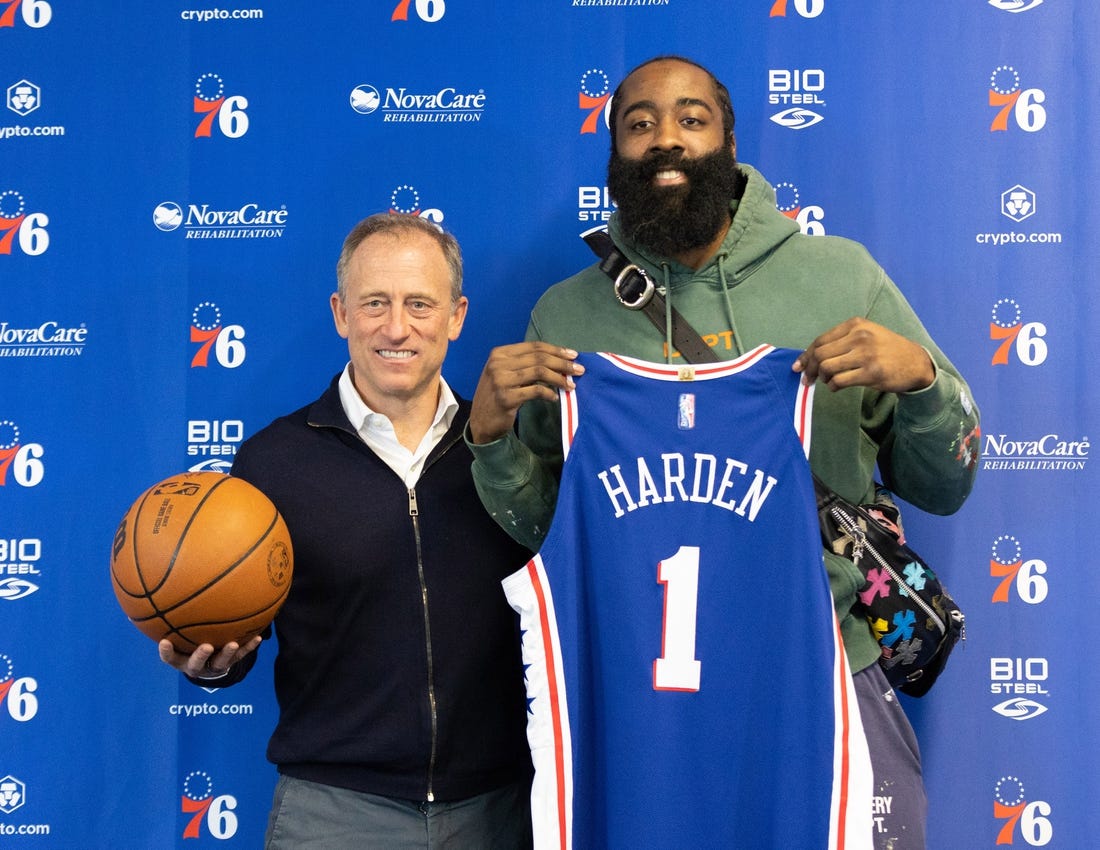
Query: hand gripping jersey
[[503, 346, 872, 850]]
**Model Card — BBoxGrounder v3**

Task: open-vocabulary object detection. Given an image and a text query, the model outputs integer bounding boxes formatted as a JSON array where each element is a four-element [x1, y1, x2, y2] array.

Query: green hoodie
[[469, 163, 980, 672]]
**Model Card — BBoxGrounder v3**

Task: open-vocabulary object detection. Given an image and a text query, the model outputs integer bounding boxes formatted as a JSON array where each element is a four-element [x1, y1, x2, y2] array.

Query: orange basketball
[[110, 471, 293, 653]]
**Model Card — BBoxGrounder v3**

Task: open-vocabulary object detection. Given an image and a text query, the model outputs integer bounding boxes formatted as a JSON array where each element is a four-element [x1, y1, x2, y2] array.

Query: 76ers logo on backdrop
[[194, 73, 250, 139], [0, 420, 44, 488], [0, 0, 53, 28], [0, 190, 49, 256], [579, 69, 611, 135], [990, 298, 1048, 366], [774, 181, 825, 235], [990, 535, 1048, 604], [769, 0, 823, 17], [388, 184, 444, 224], [190, 302, 246, 369], [994, 776, 1053, 845], [181, 771, 240, 840], [0, 654, 39, 722], [989, 66, 1047, 133], [391, 0, 445, 21]]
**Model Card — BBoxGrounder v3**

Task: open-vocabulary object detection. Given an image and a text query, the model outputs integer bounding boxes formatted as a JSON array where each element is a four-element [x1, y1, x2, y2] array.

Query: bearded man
[[467, 56, 979, 849]]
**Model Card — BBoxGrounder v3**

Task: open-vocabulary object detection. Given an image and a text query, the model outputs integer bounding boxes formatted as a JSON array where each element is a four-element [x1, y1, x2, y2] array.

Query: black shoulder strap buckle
[[581, 227, 720, 363]]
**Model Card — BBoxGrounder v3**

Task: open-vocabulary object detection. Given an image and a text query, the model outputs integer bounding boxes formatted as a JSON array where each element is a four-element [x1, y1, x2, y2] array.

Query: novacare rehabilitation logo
[[153, 200, 287, 239]]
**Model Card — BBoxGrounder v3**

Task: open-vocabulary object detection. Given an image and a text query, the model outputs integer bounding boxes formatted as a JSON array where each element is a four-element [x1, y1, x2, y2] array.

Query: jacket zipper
[[829, 505, 946, 636], [408, 486, 438, 802]]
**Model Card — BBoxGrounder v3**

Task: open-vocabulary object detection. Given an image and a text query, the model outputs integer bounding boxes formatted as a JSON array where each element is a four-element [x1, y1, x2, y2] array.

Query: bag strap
[[582, 229, 720, 363], [583, 230, 852, 502]]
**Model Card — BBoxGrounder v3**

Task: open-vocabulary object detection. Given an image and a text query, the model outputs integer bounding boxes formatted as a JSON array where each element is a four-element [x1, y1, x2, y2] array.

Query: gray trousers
[[264, 775, 533, 850], [854, 663, 928, 850]]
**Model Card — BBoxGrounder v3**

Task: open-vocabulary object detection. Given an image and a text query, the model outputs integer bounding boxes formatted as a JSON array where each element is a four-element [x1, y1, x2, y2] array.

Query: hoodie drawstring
[[659, 254, 745, 364], [716, 254, 745, 357]]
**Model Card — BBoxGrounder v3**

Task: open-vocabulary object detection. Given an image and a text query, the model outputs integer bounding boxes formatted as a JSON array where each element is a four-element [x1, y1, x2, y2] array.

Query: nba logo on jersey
[[677, 393, 695, 430]]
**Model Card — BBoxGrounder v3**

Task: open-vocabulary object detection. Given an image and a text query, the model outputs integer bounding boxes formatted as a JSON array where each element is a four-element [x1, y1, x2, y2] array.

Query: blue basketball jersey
[[503, 345, 872, 850]]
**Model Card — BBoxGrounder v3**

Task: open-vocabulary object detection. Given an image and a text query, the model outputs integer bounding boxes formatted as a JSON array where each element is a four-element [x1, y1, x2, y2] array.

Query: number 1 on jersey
[[654, 545, 702, 692]]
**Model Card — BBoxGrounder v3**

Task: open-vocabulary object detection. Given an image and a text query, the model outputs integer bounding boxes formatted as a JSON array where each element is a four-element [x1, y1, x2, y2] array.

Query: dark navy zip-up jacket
[[205, 375, 533, 802]]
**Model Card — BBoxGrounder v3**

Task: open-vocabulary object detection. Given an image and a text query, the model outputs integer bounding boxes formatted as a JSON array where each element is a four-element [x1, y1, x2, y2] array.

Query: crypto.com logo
[[989, 0, 1043, 12], [579, 69, 612, 135], [6, 80, 39, 117], [993, 776, 1053, 845], [0, 0, 52, 28], [0, 774, 25, 814], [770, 0, 823, 17], [0, 420, 44, 488], [769, 69, 825, 129], [190, 302, 246, 369], [989, 65, 1047, 132], [387, 184, 443, 224], [775, 181, 826, 235], [990, 298, 1048, 366], [0, 190, 49, 256], [1001, 184, 1036, 222], [193, 73, 249, 139], [181, 771, 240, 840]]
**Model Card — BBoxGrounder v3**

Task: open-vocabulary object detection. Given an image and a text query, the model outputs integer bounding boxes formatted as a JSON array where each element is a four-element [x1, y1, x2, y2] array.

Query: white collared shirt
[[337, 363, 459, 487]]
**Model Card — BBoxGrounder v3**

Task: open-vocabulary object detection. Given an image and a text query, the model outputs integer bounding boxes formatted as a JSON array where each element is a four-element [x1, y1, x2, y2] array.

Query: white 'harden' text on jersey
[[596, 452, 779, 520]]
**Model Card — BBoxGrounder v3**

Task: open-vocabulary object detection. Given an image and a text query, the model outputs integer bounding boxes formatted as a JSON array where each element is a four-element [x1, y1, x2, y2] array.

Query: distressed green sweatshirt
[[469, 163, 980, 672]]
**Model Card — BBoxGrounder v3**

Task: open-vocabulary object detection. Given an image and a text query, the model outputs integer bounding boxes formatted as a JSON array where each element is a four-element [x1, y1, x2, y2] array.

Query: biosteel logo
[[775, 181, 825, 235], [989, 0, 1043, 12], [579, 68, 612, 135], [0, 537, 42, 601], [769, 69, 825, 129]]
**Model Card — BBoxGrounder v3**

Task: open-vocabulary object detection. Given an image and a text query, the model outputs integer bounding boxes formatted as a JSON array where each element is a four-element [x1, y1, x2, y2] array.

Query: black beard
[[607, 146, 745, 259]]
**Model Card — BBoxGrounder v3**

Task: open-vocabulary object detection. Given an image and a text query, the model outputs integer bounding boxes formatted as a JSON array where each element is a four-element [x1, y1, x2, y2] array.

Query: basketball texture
[[110, 471, 293, 653]]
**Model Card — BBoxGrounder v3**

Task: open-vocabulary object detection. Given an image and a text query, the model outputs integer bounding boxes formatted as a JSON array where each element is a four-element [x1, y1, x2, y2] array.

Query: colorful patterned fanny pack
[[813, 477, 965, 697]]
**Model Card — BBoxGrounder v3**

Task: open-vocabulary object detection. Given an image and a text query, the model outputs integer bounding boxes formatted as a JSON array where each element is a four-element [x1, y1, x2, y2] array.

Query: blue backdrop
[[3, 1, 1096, 846]]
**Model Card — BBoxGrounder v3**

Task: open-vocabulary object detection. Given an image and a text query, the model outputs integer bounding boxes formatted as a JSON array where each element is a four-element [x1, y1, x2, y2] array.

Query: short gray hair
[[335, 213, 463, 304]]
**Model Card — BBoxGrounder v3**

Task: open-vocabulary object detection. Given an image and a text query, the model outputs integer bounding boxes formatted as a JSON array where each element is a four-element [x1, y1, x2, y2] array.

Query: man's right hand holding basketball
[[158, 636, 262, 680], [468, 342, 583, 444]]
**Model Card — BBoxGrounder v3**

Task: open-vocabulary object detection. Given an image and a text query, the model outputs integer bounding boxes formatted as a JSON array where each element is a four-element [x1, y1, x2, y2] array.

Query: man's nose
[[650, 116, 685, 152], [381, 305, 410, 337]]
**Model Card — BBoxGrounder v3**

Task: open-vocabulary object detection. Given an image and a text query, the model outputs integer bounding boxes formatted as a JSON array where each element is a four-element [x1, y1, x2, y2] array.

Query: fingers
[[469, 342, 583, 444], [794, 318, 932, 393], [157, 636, 262, 677]]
